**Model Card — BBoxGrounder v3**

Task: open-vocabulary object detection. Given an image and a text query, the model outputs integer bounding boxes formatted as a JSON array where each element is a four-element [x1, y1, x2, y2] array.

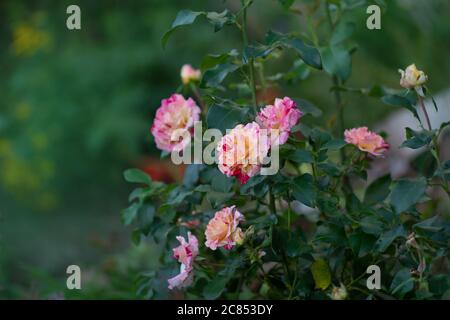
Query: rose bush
[[123, 0, 449, 300]]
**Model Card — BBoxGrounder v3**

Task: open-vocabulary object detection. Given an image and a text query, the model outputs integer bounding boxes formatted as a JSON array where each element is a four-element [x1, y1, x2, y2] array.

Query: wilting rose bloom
[[180, 64, 201, 85], [256, 97, 302, 146], [399, 64, 427, 89], [216, 122, 270, 184], [168, 232, 198, 290], [205, 206, 245, 250], [331, 284, 348, 300], [151, 94, 201, 152], [344, 127, 389, 157]]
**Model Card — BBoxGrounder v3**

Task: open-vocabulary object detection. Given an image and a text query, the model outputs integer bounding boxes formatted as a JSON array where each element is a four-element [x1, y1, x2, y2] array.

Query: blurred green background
[[0, 0, 449, 299]]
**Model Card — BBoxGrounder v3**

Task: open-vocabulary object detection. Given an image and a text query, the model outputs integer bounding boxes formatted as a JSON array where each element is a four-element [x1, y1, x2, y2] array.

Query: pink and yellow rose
[[344, 127, 389, 157], [216, 122, 270, 184], [256, 97, 302, 146], [168, 232, 198, 290], [181, 64, 201, 85], [205, 206, 245, 250], [151, 94, 201, 152]]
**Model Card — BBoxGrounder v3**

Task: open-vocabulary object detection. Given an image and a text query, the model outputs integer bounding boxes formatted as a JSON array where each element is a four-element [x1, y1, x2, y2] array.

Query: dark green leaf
[[206, 104, 248, 133], [321, 46, 351, 82], [203, 276, 228, 300], [211, 170, 234, 193], [360, 216, 383, 235], [321, 138, 346, 151], [390, 269, 414, 298], [283, 38, 322, 69], [374, 225, 406, 252], [330, 22, 355, 46], [292, 174, 316, 207], [389, 178, 427, 213], [202, 63, 239, 87], [284, 149, 313, 164], [364, 174, 391, 206], [381, 94, 419, 121], [201, 50, 237, 70], [294, 98, 322, 117], [162, 10, 204, 48], [401, 128, 433, 149]]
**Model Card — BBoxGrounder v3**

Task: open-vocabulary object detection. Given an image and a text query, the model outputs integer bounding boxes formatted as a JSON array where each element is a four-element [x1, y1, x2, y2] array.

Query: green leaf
[[330, 21, 355, 46], [284, 149, 313, 164], [364, 174, 391, 206], [206, 104, 248, 133], [321, 46, 351, 82], [381, 94, 419, 121], [374, 225, 406, 252], [243, 45, 277, 63], [292, 174, 316, 207], [183, 164, 202, 188], [321, 138, 346, 151], [434, 160, 450, 181], [390, 269, 414, 298], [389, 178, 427, 214], [282, 37, 322, 69], [401, 128, 433, 149], [206, 10, 235, 32], [278, 0, 295, 9], [311, 258, 331, 290], [294, 98, 322, 117], [122, 202, 140, 225], [201, 50, 237, 70], [203, 276, 228, 300], [413, 215, 444, 233], [318, 163, 342, 176], [162, 10, 204, 48], [162, 10, 235, 48], [202, 63, 239, 88], [123, 168, 152, 186], [211, 169, 234, 193], [360, 216, 383, 235]]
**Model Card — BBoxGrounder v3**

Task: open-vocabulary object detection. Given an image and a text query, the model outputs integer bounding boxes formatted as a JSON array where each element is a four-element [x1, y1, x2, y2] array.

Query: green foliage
[[122, 0, 450, 301]]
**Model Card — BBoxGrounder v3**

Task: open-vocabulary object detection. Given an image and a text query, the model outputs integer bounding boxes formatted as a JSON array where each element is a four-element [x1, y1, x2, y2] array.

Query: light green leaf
[[123, 168, 152, 186], [311, 258, 331, 290]]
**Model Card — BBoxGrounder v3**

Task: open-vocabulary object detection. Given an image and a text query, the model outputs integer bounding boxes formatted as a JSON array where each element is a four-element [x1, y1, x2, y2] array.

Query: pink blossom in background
[[256, 97, 302, 146], [216, 122, 270, 184], [180, 64, 201, 84], [151, 94, 201, 152], [344, 127, 389, 157], [168, 232, 198, 290], [205, 206, 245, 251]]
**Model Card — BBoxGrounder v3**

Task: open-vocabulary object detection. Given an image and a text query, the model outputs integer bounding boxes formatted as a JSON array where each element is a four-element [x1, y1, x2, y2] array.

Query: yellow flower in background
[[12, 23, 51, 56], [0, 139, 11, 156], [15, 102, 32, 121], [31, 133, 48, 151]]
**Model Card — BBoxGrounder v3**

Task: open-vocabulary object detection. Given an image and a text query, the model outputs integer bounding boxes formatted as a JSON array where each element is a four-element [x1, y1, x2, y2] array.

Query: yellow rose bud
[[398, 64, 428, 89]]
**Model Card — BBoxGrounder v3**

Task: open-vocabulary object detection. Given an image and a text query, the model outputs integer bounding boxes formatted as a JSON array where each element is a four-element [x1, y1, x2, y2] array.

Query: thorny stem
[[418, 95, 432, 131], [241, 2, 258, 114], [325, 3, 346, 161], [189, 83, 206, 114]]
